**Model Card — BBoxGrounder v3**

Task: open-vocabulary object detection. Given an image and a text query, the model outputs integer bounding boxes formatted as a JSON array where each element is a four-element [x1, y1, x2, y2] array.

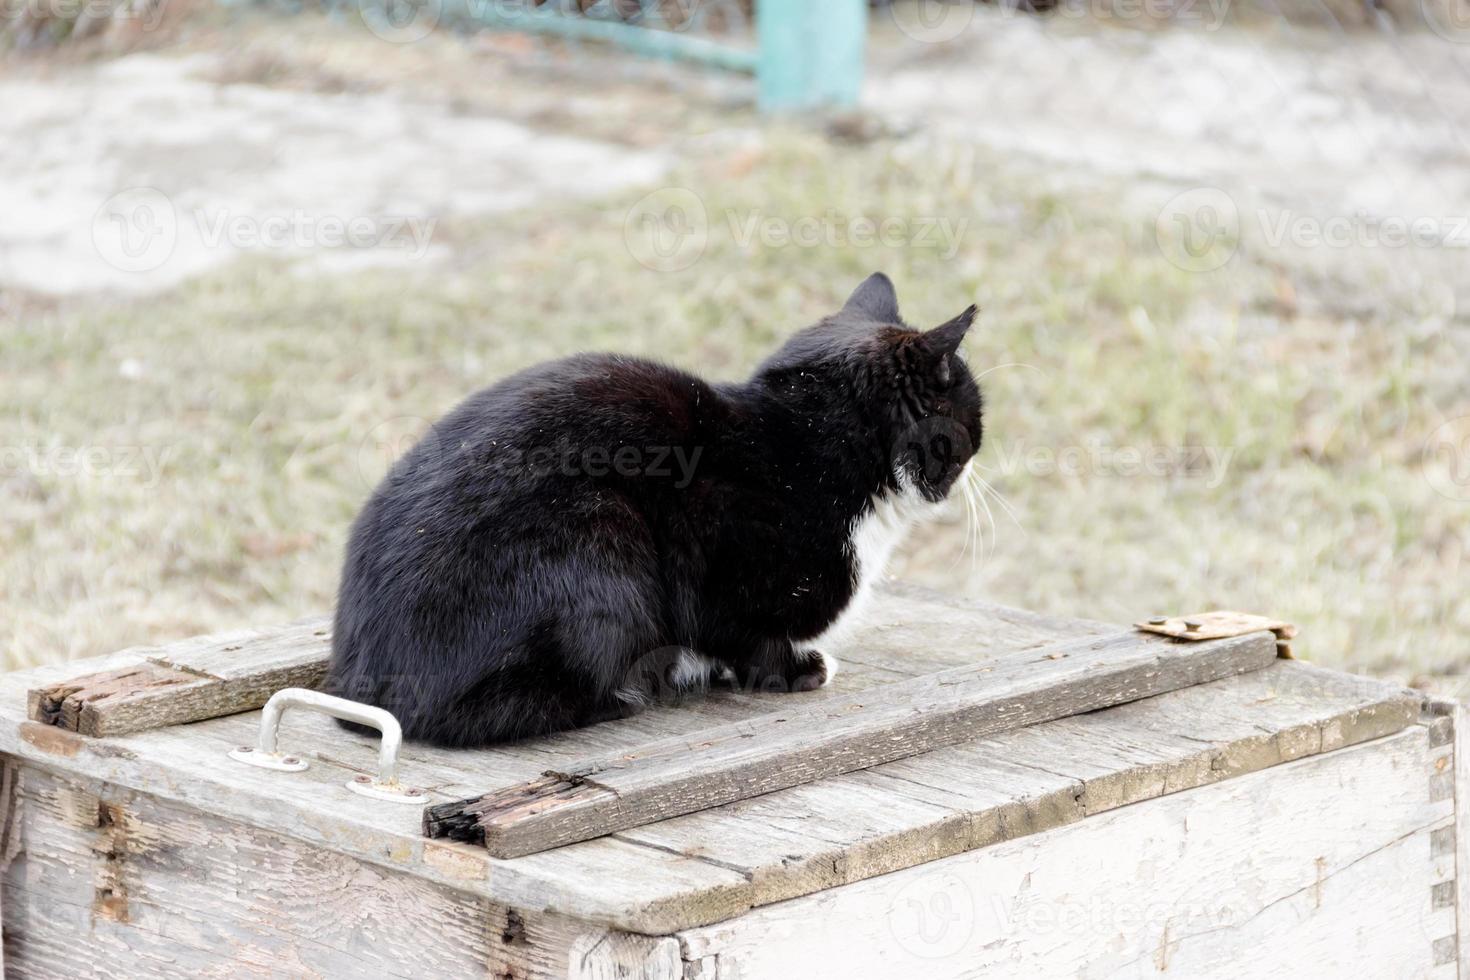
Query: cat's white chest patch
[[799, 474, 948, 659]]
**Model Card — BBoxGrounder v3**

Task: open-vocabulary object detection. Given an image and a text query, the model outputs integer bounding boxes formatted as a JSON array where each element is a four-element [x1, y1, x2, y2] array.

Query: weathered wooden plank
[[425, 629, 1278, 856], [28, 663, 208, 732], [815, 582, 1111, 676], [612, 661, 1420, 918], [676, 728, 1454, 978], [27, 618, 331, 737], [0, 764, 681, 980]]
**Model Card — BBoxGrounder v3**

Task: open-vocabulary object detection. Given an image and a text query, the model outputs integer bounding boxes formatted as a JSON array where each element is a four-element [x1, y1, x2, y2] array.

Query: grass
[[3, 79, 1467, 686]]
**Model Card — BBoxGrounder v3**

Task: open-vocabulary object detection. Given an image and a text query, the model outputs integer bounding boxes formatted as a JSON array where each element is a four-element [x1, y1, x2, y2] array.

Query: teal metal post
[[757, 0, 868, 112]]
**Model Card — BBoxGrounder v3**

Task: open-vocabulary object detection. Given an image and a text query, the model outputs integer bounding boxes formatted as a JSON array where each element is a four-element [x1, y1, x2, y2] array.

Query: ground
[[2, 5, 1467, 691]]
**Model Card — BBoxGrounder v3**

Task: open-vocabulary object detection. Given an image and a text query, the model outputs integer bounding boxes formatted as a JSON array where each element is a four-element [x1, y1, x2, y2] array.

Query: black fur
[[326, 273, 983, 746]]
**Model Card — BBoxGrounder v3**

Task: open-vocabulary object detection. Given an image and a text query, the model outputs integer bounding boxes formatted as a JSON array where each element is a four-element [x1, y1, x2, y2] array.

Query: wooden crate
[[0, 584, 1459, 978]]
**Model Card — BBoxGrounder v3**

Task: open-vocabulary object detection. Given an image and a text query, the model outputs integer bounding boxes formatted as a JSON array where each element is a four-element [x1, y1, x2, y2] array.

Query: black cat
[[326, 273, 983, 746]]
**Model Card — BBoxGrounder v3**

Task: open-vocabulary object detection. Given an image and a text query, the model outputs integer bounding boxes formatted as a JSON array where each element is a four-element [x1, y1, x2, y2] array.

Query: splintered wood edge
[[28, 664, 207, 735], [422, 774, 614, 845], [26, 662, 330, 737]]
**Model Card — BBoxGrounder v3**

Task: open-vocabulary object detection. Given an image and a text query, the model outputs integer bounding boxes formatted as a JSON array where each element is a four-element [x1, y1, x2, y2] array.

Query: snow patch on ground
[[0, 53, 669, 296]]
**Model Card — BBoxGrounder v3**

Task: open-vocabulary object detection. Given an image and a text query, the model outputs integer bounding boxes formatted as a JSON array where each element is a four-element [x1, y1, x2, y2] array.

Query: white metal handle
[[228, 688, 427, 804]]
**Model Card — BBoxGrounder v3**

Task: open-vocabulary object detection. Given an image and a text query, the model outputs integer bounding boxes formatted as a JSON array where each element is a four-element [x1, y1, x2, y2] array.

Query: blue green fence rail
[[300, 0, 867, 111]]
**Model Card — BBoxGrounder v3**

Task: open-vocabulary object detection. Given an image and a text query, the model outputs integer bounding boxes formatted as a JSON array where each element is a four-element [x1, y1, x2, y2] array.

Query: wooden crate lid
[[0, 585, 1420, 934]]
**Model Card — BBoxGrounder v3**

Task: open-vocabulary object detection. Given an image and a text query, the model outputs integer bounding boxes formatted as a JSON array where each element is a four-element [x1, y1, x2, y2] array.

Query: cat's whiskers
[[971, 469, 999, 562], [966, 471, 984, 574], [924, 358, 1031, 572], [975, 472, 1025, 536], [971, 361, 1047, 384], [946, 461, 990, 572], [950, 471, 981, 572], [974, 467, 992, 557]]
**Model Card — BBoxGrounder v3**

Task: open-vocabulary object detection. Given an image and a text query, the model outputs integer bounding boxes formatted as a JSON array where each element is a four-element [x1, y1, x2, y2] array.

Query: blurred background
[[2, 0, 1467, 693]]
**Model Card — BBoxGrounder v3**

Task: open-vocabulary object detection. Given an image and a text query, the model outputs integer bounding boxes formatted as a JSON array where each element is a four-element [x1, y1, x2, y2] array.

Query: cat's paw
[[792, 649, 839, 692]]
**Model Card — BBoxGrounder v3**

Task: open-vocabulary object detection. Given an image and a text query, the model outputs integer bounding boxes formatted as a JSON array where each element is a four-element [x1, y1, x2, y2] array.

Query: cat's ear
[[841, 272, 901, 323], [922, 305, 977, 386]]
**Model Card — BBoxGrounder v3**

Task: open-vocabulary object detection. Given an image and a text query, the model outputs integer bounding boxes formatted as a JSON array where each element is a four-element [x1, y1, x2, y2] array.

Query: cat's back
[[415, 352, 729, 471], [461, 351, 720, 434], [362, 352, 730, 531]]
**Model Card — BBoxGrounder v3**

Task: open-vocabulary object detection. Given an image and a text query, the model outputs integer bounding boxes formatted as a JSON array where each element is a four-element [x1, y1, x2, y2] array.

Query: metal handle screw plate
[[228, 688, 428, 804]]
